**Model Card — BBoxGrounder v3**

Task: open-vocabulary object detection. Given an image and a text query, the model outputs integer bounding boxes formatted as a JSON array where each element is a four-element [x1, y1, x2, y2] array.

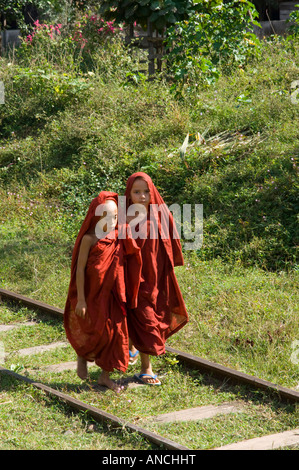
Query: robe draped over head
[[64, 191, 140, 373], [125, 172, 184, 267], [124, 172, 188, 356]]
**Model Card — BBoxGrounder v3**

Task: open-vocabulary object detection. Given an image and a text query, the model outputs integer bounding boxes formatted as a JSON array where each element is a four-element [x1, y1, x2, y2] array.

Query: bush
[[288, 4, 299, 36], [166, 0, 261, 89], [16, 16, 124, 69], [99, 0, 195, 31]]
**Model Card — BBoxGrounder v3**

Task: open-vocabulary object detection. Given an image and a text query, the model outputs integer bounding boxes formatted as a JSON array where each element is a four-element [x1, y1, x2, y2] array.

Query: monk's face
[[130, 178, 151, 210], [99, 199, 118, 234]]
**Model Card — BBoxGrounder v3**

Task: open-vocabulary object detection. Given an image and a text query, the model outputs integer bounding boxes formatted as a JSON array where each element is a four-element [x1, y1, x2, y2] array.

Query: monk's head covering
[[124, 172, 184, 267], [71, 191, 118, 271]]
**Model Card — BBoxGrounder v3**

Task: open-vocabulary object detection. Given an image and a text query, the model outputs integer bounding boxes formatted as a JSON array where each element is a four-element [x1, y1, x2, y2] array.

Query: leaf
[[165, 11, 178, 23], [149, 11, 160, 22], [194, 132, 205, 145], [179, 133, 189, 159], [150, 0, 160, 10]]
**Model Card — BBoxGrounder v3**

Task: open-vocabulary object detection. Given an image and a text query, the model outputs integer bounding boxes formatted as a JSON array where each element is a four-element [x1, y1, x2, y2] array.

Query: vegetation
[[0, 19, 298, 270], [99, 0, 196, 31], [0, 301, 298, 450], [0, 0, 298, 450], [166, 0, 261, 86]]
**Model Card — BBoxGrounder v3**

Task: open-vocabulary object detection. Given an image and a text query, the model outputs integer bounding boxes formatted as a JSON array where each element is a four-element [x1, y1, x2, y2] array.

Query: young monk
[[124, 172, 189, 385], [64, 191, 141, 393]]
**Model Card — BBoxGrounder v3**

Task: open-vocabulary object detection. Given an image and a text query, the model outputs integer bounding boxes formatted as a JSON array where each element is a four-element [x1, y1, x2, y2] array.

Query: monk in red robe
[[124, 172, 189, 385], [64, 191, 141, 392]]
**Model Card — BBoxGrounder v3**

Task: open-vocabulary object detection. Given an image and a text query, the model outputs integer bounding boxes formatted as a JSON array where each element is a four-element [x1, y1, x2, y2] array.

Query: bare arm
[[75, 235, 94, 318]]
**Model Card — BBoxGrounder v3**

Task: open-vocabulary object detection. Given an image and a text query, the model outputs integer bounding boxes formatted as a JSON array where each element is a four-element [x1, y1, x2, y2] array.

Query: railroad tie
[[151, 402, 243, 423], [13, 341, 68, 357], [213, 428, 299, 450], [0, 322, 36, 332]]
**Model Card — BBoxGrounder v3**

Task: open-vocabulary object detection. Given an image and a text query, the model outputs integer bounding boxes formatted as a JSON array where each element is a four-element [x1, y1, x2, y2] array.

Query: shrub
[[16, 16, 123, 69], [166, 0, 261, 89], [288, 4, 299, 36], [99, 0, 195, 31]]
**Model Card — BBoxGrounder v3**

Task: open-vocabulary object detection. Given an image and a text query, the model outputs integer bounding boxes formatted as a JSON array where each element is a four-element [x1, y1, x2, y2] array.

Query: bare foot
[[77, 356, 88, 380], [97, 371, 124, 393], [137, 352, 160, 384]]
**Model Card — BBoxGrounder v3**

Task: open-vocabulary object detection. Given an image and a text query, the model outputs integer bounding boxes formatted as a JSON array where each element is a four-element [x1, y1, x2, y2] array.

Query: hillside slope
[[0, 37, 298, 270]]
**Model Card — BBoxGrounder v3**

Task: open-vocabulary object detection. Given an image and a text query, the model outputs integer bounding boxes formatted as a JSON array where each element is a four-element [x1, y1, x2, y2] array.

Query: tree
[[99, 0, 197, 31]]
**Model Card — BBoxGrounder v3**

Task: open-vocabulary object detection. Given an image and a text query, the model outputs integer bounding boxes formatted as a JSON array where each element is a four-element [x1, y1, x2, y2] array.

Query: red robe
[[64, 191, 141, 372], [124, 172, 189, 356]]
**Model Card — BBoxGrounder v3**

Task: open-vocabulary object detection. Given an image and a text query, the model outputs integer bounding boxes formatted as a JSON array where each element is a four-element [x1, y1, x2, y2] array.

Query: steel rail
[[0, 365, 190, 450], [1, 287, 299, 404]]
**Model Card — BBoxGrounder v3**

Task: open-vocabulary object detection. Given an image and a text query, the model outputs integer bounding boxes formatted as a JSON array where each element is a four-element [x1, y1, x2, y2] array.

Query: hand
[[75, 300, 87, 318]]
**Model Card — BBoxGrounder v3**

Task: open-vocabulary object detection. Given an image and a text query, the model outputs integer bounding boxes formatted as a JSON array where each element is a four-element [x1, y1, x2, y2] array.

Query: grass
[[0, 303, 298, 450], [173, 260, 299, 387], [0, 23, 298, 449], [0, 224, 298, 387], [0, 376, 155, 450]]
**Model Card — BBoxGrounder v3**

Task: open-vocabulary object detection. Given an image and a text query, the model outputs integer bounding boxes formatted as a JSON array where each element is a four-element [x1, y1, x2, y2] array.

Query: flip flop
[[134, 373, 161, 386], [129, 350, 139, 365]]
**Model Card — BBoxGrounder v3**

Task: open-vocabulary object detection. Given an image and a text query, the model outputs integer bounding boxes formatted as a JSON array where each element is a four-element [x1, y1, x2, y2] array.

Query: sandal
[[129, 349, 139, 365], [134, 373, 161, 386]]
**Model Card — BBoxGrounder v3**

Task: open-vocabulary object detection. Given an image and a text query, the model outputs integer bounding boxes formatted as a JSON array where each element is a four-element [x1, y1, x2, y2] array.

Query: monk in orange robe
[[124, 172, 189, 385], [64, 191, 141, 392]]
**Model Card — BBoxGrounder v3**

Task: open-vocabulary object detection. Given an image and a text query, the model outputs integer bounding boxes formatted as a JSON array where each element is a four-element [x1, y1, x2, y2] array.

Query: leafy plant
[[99, 0, 196, 30], [166, 0, 261, 87], [287, 4, 299, 36], [10, 363, 24, 373], [0, 0, 29, 30]]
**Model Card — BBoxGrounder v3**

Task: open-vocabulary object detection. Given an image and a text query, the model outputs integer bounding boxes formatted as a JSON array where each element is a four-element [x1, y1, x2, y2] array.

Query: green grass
[[1, 229, 298, 387], [0, 303, 298, 450], [0, 26, 298, 449], [0, 375, 155, 450]]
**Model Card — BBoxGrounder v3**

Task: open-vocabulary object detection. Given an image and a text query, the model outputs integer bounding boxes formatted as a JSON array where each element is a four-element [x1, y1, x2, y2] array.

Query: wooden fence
[[125, 21, 166, 77]]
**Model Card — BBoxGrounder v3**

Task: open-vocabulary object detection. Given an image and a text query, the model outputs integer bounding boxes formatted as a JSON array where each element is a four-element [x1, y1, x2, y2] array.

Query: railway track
[[0, 287, 298, 451]]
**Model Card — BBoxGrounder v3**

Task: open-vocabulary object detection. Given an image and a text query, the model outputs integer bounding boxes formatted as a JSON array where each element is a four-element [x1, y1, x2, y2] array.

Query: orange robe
[[64, 191, 141, 372], [124, 173, 188, 356]]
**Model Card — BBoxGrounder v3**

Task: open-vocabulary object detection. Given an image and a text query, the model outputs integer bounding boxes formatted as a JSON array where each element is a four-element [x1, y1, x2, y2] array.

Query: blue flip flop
[[134, 373, 161, 386], [129, 349, 139, 365]]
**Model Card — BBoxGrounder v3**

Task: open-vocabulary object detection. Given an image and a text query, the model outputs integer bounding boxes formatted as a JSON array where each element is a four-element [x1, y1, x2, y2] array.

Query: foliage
[[99, 0, 196, 30], [0, 0, 29, 29], [0, 18, 298, 270], [287, 4, 299, 36], [10, 13, 126, 81], [166, 0, 261, 88], [0, 0, 61, 32], [69, 13, 123, 53], [18, 15, 122, 58], [24, 20, 63, 44]]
